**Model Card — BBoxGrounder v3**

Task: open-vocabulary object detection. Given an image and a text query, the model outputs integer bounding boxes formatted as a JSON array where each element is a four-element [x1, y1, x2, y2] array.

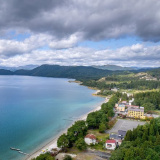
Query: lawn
[[87, 129, 109, 141], [87, 129, 109, 151]]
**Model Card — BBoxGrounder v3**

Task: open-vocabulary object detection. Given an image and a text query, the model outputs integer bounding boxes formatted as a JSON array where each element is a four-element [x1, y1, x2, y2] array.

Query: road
[[87, 149, 111, 160]]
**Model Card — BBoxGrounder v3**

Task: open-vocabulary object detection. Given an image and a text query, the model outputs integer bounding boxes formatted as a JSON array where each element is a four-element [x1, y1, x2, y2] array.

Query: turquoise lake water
[[0, 76, 104, 160]]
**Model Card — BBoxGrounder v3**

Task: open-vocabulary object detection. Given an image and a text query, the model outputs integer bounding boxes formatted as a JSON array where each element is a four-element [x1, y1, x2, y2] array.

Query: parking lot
[[107, 119, 146, 134]]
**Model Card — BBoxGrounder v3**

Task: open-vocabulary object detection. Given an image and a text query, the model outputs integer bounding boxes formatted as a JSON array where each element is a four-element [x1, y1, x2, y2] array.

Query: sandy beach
[[26, 95, 109, 160]]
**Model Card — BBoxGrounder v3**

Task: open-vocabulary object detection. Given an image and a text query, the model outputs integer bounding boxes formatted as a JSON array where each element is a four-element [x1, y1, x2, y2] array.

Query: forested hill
[[0, 65, 116, 80], [0, 64, 159, 80], [148, 67, 160, 79], [92, 64, 134, 71], [0, 69, 13, 75]]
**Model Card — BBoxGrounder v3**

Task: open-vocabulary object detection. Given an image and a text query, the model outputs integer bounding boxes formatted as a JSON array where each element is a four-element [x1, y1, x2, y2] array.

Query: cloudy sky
[[0, 0, 160, 67]]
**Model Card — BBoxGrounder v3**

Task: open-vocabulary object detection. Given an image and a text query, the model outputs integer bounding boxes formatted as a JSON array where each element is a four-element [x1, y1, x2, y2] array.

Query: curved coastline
[[26, 94, 109, 160]]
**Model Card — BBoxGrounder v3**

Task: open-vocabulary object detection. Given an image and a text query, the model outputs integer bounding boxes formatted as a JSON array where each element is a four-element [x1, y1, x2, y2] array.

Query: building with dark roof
[[118, 130, 126, 139]]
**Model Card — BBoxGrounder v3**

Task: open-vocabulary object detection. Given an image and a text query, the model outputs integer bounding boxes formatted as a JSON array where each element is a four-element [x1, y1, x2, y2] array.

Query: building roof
[[85, 134, 96, 140], [128, 107, 144, 112], [109, 133, 121, 140], [126, 105, 139, 108], [118, 130, 126, 137], [110, 134, 118, 139], [118, 104, 125, 107], [106, 140, 116, 144], [122, 101, 127, 104]]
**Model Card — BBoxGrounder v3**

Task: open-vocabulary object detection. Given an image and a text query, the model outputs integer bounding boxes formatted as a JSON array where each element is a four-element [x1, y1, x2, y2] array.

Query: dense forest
[[82, 79, 160, 90], [0, 64, 159, 81], [133, 91, 160, 111], [110, 118, 160, 160], [148, 68, 160, 79]]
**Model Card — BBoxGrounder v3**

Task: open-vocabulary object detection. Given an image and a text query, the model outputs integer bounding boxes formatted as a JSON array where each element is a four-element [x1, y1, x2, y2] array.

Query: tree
[[107, 109, 114, 117], [149, 124, 154, 136], [63, 155, 72, 160], [33, 153, 55, 160], [142, 131, 148, 141], [155, 134, 160, 145], [99, 123, 106, 133], [124, 130, 133, 141], [67, 120, 88, 143], [86, 112, 97, 129], [86, 111, 104, 129], [142, 103, 155, 112], [57, 134, 69, 151], [75, 138, 87, 150]]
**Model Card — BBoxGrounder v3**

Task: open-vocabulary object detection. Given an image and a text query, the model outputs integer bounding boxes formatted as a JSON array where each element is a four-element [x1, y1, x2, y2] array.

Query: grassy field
[[151, 110, 160, 115], [119, 88, 160, 94], [88, 129, 109, 140]]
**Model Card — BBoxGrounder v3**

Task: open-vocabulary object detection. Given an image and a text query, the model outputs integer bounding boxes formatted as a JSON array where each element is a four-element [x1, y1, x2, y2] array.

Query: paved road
[[87, 149, 111, 160], [106, 118, 146, 134]]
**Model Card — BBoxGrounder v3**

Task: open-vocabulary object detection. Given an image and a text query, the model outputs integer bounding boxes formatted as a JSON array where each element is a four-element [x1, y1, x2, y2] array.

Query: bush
[[32, 153, 55, 160], [63, 155, 72, 160]]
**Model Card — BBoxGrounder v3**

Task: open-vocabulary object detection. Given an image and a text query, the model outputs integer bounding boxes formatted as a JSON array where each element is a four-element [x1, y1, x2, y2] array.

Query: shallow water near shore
[[0, 76, 104, 160]]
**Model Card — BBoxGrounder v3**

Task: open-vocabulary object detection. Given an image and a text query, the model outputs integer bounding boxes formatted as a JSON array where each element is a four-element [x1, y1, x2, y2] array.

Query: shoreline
[[26, 95, 109, 160]]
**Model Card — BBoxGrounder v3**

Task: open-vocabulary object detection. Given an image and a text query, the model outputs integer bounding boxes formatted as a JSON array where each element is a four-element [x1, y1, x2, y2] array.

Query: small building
[[118, 130, 126, 139], [109, 133, 119, 140], [84, 134, 97, 145], [117, 104, 125, 112], [105, 140, 117, 150], [111, 87, 119, 92], [109, 133, 122, 142], [127, 106, 145, 119]]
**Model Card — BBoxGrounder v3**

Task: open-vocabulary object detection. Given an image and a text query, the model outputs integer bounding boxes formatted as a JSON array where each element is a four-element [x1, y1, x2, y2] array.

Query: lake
[[0, 76, 104, 160]]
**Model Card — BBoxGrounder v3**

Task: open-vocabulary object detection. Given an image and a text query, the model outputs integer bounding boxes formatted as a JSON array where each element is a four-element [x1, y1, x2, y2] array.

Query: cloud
[[0, 43, 160, 67], [0, 0, 160, 67], [0, 32, 83, 57], [0, 34, 52, 57], [49, 33, 82, 49], [0, 0, 160, 42]]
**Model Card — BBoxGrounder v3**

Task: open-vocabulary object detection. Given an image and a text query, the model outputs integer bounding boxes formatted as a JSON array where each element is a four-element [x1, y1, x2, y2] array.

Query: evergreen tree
[[155, 134, 160, 145], [124, 130, 133, 141], [149, 124, 154, 136]]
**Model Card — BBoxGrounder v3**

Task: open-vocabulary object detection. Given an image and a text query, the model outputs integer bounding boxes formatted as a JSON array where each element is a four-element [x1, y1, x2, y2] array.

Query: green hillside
[[14, 65, 115, 80], [148, 68, 160, 79]]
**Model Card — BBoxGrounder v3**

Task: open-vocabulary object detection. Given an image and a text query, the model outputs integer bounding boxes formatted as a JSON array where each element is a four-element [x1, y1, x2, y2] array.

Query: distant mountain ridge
[[0, 65, 38, 71], [0, 65, 114, 80], [0, 64, 159, 80], [0, 69, 13, 75], [92, 64, 135, 71]]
